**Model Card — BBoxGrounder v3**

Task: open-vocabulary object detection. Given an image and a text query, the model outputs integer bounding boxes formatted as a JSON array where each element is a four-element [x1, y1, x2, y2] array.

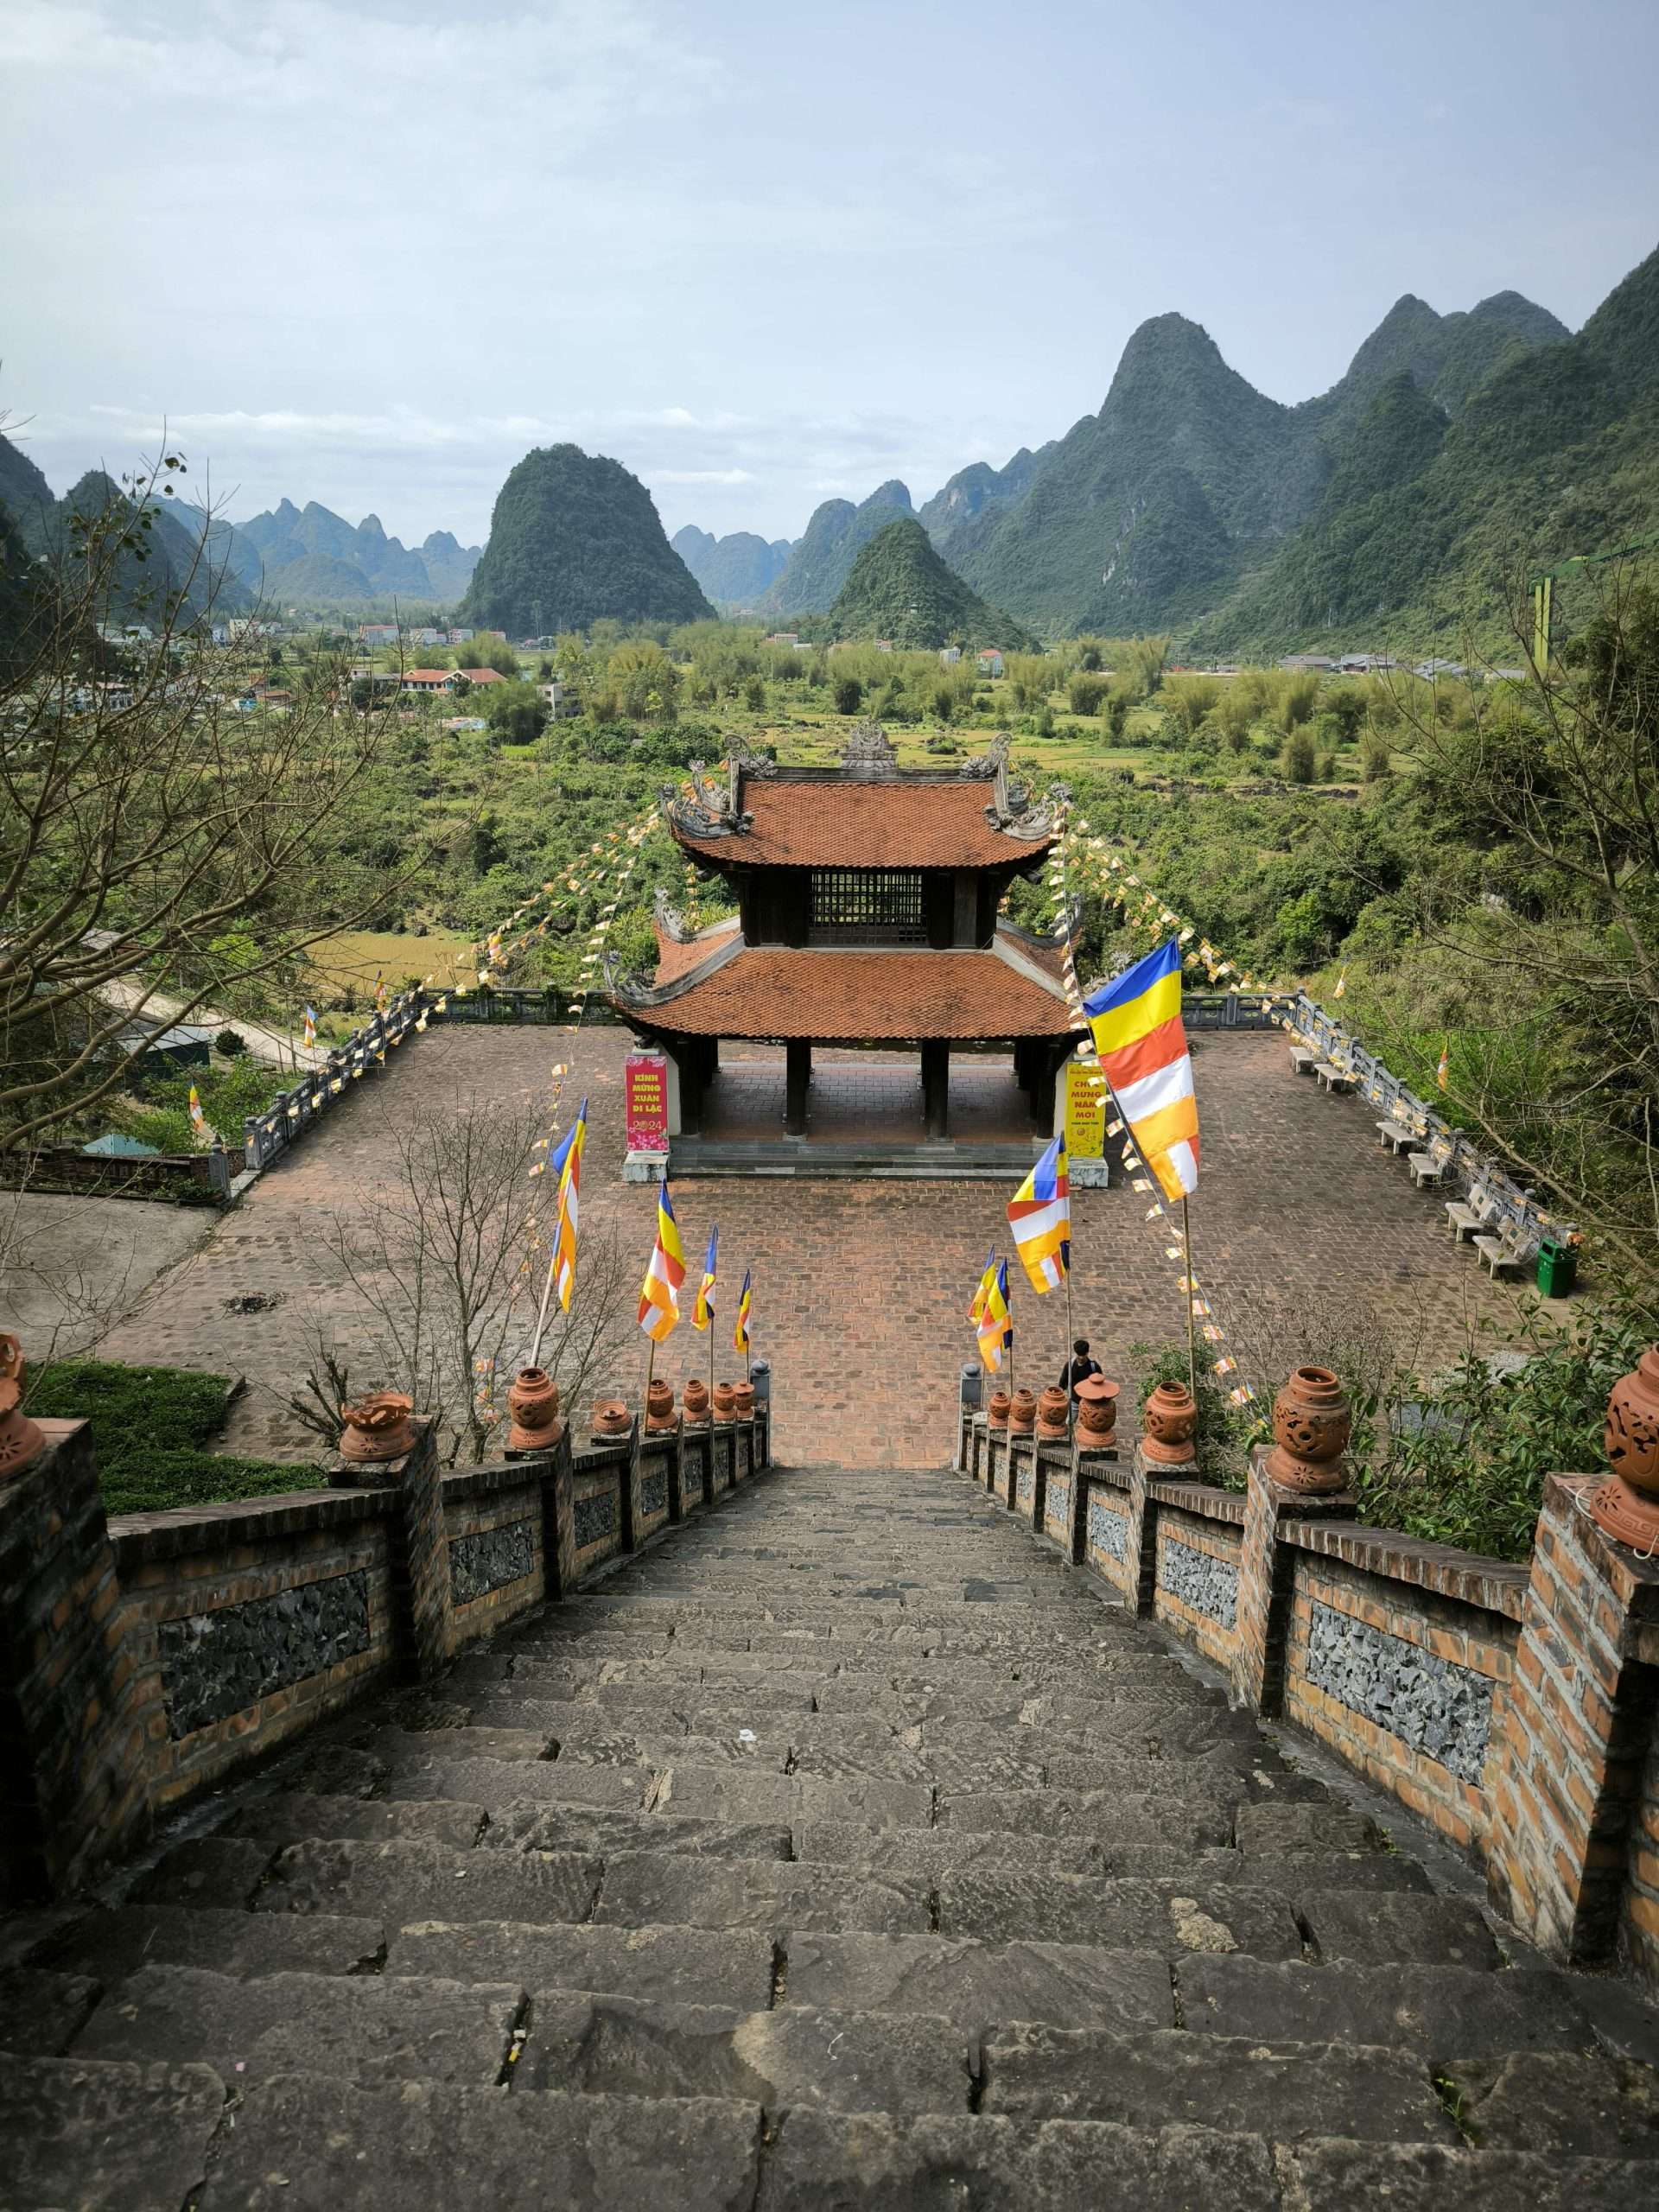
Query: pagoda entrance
[[664, 1040, 1067, 1179]]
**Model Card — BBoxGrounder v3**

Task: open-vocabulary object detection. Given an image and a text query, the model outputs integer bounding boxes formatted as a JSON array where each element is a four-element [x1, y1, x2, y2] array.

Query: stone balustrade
[[958, 1391, 1659, 1998], [0, 1391, 770, 1902]]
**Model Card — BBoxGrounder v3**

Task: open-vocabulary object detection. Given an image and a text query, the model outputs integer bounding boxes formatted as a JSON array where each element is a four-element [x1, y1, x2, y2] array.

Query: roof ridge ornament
[[961, 733, 1010, 780], [662, 760, 752, 839], [979, 749, 1058, 841], [840, 719, 898, 778], [653, 886, 695, 944]]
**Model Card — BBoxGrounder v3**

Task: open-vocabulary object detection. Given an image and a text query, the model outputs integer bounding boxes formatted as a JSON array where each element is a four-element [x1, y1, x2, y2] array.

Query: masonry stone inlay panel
[[1304, 1597, 1494, 1783], [1160, 1536, 1239, 1628], [1015, 1463, 1033, 1507], [573, 1485, 618, 1550], [157, 1570, 372, 1739], [1087, 1495, 1128, 1560], [640, 1471, 667, 1519], [1046, 1475, 1071, 1530], [449, 1518, 535, 1605]]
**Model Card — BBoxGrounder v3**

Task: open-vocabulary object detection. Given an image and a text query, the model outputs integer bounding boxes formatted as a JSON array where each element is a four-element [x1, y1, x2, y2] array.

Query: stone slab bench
[[1375, 1120, 1414, 1154], [1473, 1233, 1527, 1281], [1313, 1063, 1355, 1095], [1288, 1046, 1318, 1076], [1445, 1200, 1482, 1242], [1405, 1151, 1445, 1187]]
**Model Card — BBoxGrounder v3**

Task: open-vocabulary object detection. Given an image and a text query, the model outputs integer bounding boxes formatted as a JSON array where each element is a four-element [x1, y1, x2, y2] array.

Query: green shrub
[[1281, 729, 1317, 783], [23, 1359, 315, 1516], [1131, 1341, 1252, 1486], [215, 1028, 247, 1057]]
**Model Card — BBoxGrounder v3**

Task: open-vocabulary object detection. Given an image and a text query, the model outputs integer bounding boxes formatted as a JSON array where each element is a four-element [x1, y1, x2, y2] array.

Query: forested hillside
[[828, 518, 1037, 649], [461, 444, 714, 635], [762, 480, 916, 616], [671, 526, 791, 604]]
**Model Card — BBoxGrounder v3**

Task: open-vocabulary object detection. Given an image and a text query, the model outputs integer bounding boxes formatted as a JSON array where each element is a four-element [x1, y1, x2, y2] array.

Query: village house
[[537, 678, 582, 720], [939, 645, 962, 666], [358, 623, 398, 647], [976, 647, 1004, 677]]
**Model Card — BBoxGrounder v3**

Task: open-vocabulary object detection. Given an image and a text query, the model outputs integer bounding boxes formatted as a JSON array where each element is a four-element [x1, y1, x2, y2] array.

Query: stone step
[[389, 1920, 776, 2012], [513, 1993, 970, 2113], [380, 1755, 655, 1811], [222, 1791, 490, 1850], [73, 1965, 522, 2088], [754, 2109, 1656, 2211], [932, 1787, 1233, 1847], [778, 1930, 1175, 2036], [255, 1838, 605, 1926], [481, 1802, 793, 1861], [1178, 1958, 1605, 2058], [0, 2053, 226, 2212], [195, 2077, 763, 2210], [1435, 2050, 1659, 2160], [934, 1874, 1302, 1959], [0, 1967, 101, 2056], [792, 1821, 1435, 1891], [40, 1904, 387, 1981], [978, 2023, 1456, 2141], [592, 1853, 931, 1936]]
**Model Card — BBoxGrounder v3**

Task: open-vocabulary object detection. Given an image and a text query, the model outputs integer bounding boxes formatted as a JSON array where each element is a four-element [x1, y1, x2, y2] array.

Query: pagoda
[[609, 725, 1081, 1153]]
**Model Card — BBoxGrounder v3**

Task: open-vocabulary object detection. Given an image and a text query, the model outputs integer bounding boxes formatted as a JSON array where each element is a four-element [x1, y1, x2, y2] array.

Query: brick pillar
[[1072, 1443, 1116, 1564], [339, 1418, 451, 1684], [785, 1040, 811, 1135], [921, 1041, 950, 1140], [1487, 1476, 1659, 1967], [1231, 1445, 1356, 1715], [0, 1420, 165, 1901], [667, 1426, 685, 1523], [525, 1427, 576, 1598], [620, 1423, 641, 1553], [1118, 1447, 1163, 1618]]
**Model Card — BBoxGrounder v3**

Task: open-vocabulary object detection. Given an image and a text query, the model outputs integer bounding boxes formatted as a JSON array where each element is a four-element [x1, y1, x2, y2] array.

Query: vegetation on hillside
[[827, 518, 1037, 650], [461, 444, 715, 636]]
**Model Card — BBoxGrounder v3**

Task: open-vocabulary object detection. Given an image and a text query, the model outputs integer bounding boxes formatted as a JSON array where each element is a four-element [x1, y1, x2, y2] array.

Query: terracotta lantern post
[[337, 1390, 417, 1466], [1588, 1344, 1659, 1552], [1141, 1382, 1198, 1466], [505, 1367, 563, 1452], [0, 1334, 47, 1484], [1262, 1364, 1352, 1494]]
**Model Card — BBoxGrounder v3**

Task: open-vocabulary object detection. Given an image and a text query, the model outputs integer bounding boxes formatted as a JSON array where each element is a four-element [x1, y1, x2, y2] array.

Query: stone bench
[[1375, 1120, 1414, 1154], [1473, 1233, 1527, 1281], [1313, 1063, 1355, 1095], [1288, 1046, 1318, 1077], [1445, 1200, 1482, 1243], [1405, 1151, 1445, 1187]]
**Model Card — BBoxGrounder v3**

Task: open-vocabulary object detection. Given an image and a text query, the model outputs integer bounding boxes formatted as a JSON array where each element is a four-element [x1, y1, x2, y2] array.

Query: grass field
[[303, 926, 474, 1007]]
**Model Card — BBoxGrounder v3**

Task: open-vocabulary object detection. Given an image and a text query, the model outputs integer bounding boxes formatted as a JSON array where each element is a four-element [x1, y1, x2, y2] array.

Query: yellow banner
[[1064, 1058, 1107, 1159]]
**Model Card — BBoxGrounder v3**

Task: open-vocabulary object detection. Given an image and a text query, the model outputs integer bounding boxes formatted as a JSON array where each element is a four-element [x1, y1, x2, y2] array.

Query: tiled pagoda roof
[[673, 778, 1055, 871], [621, 928, 1078, 1044]]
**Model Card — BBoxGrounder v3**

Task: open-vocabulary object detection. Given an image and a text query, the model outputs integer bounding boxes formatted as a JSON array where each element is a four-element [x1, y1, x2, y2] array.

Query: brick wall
[[1630, 1699, 1659, 1993], [1153, 1498, 1243, 1672], [1282, 1539, 1522, 1853], [442, 1465, 546, 1646], [111, 1484, 401, 1817], [1, 1408, 772, 1897]]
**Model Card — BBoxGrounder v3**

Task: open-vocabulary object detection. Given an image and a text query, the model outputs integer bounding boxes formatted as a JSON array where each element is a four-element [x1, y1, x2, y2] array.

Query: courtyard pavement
[[86, 1023, 1526, 1468]]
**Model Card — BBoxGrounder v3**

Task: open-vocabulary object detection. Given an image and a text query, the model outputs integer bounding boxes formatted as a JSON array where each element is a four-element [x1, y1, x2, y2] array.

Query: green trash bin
[[1535, 1237, 1578, 1297]]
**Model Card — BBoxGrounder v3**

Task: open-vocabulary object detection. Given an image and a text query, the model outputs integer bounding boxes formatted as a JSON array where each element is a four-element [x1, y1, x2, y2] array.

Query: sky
[[3, 0, 1657, 550]]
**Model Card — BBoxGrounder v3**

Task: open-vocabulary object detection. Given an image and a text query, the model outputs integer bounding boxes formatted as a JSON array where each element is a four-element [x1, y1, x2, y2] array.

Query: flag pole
[[709, 1290, 715, 1410], [1181, 1194, 1198, 1410], [1063, 1252, 1077, 1440]]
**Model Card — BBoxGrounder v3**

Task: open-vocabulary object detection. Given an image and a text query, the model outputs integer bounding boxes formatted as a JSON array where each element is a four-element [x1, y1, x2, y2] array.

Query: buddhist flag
[[373, 969, 388, 1010], [638, 1182, 686, 1342], [1084, 939, 1198, 1204], [976, 1259, 1012, 1372], [302, 1005, 317, 1049], [188, 1084, 205, 1130], [734, 1269, 753, 1353], [1333, 969, 1347, 1000], [1437, 1039, 1450, 1092], [1007, 1133, 1069, 1293], [968, 1248, 996, 1325], [551, 1098, 586, 1312], [693, 1224, 718, 1330]]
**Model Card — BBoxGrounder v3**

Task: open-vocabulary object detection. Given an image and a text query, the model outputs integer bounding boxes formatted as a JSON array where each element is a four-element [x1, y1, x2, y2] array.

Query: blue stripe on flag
[[1082, 938, 1181, 1018]]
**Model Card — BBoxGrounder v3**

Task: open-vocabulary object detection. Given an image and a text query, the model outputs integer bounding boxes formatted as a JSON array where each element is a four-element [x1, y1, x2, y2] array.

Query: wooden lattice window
[[809, 868, 925, 945]]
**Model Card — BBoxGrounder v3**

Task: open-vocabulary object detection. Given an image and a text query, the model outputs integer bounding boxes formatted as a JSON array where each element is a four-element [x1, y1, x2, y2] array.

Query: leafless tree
[[293, 1096, 638, 1464], [1, 452, 420, 1150]]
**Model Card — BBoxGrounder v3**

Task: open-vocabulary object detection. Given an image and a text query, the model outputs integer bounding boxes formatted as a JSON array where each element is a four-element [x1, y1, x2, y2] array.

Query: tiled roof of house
[[631, 943, 1077, 1042], [458, 667, 508, 683], [674, 779, 1053, 870]]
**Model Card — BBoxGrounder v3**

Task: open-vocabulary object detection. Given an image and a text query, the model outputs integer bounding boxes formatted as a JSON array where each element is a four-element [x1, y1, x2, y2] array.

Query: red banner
[[625, 1052, 669, 1152]]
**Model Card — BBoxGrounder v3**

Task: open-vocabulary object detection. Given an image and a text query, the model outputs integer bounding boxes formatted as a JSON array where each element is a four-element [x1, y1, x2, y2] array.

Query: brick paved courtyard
[[90, 1022, 1526, 1468]]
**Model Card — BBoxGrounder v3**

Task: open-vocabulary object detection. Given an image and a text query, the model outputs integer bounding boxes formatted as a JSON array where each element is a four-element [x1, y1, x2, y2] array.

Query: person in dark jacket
[[1060, 1338, 1103, 1401]]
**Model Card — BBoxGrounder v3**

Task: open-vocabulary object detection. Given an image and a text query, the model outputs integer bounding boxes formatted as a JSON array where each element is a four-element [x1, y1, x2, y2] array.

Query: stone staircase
[[3, 1465, 1658, 2208]]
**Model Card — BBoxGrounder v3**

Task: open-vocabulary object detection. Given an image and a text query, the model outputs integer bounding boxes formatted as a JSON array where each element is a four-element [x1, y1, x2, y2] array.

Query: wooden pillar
[[785, 1039, 811, 1135], [922, 1039, 950, 1139], [1032, 1046, 1060, 1129], [678, 1044, 704, 1135]]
